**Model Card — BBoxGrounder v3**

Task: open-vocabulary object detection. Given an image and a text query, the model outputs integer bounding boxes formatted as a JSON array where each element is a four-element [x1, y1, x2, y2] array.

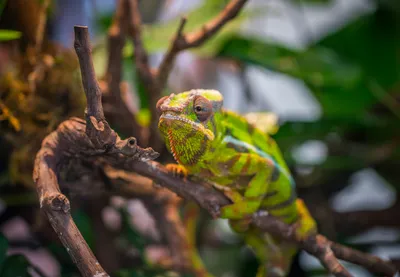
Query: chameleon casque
[[157, 89, 316, 277]]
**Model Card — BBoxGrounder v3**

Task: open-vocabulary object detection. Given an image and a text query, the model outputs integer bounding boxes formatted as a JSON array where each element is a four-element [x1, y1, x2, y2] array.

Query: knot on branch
[[113, 137, 159, 160], [203, 197, 223, 219], [85, 115, 117, 150], [43, 193, 71, 213]]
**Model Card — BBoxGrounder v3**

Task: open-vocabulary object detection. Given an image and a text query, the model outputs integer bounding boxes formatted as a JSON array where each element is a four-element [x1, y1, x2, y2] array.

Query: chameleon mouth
[[159, 113, 214, 141], [160, 112, 212, 165]]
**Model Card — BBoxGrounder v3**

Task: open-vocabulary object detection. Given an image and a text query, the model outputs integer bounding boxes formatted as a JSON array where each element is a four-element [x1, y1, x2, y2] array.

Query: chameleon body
[[157, 89, 316, 276]]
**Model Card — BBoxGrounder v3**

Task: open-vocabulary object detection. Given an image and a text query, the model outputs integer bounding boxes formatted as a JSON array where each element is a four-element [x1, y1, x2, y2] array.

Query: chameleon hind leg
[[229, 199, 316, 277], [219, 154, 274, 220], [248, 200, 316, 277], [245, 229, 297, 277]]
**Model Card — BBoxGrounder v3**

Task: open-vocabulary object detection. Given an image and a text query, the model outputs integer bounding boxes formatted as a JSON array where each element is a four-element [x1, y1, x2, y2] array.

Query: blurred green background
[[0, 0, 399, 276]]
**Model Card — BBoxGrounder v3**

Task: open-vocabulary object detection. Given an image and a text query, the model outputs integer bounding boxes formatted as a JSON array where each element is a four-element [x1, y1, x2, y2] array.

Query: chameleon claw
[[165, 163, 189, 179]]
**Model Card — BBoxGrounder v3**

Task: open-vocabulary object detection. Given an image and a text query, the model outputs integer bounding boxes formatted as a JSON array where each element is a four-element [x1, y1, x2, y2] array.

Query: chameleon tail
[[183, 201, 215, 277]]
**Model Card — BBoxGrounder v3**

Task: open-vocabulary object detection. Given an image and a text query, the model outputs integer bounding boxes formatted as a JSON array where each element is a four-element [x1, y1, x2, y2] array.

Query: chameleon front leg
[[219, 154, 273, 220], [165, 163, 189, 178]]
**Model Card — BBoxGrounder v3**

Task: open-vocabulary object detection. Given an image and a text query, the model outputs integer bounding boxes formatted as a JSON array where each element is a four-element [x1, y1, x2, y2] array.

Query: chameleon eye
[[193, 96, 212, 122], [156, 96, 169, 114]]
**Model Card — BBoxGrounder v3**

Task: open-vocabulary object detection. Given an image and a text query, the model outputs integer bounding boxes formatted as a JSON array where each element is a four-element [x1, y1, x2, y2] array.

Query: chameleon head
[[157, 89, 223, 165]]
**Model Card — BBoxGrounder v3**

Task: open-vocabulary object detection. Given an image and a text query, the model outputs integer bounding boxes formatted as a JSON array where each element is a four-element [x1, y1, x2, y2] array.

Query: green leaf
[[0, 233, 8, 272], [0, 30, 22, 41], [0, 254, 30, 277]]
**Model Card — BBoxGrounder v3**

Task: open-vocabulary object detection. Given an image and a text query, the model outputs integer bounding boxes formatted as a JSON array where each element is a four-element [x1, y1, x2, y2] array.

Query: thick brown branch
[[156, 0, 249, 90], [74, 26, 118, 150], [74, 26, 105, 122], [74, 25, 157, 159], [33, 132, 109, 277]]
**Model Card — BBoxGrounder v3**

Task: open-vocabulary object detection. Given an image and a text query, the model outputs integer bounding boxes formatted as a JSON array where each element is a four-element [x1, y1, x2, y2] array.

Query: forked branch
[[157, 0, 249, 89]]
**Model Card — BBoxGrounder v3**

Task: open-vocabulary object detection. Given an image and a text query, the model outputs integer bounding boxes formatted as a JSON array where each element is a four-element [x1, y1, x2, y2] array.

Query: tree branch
[[74, 25, 157, 159], [156, 0, 249, 90], [126, 0, 162, 149], [103, 0, 144, 142], [33, 129, 109, 277]]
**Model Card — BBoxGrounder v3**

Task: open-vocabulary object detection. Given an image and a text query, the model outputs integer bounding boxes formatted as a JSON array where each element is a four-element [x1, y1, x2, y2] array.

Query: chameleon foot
[[165, 163, 189, 178], [293, 199, 317, 240]]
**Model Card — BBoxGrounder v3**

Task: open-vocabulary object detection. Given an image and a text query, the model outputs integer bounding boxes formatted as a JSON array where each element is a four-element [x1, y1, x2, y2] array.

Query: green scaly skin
[[157, 89, 317, 277]]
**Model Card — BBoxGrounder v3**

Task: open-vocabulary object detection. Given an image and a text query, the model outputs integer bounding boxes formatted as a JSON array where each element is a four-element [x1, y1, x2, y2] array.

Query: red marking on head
[[168, 129, 182, 164]]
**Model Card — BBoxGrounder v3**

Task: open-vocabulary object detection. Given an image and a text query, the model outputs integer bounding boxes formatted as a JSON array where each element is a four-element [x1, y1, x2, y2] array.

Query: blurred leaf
[[72, 210, 94, 249], [218, 36, 393, 117], [136, 108, 150, 127], [0, 254, 30, 277], [317, 9, 400, 89], [0, 30, 22, 41], [119, 208, 147, 255], [275, 115, 400, 148], [218, 36, 362, 89], [0, 233, 8, 272]]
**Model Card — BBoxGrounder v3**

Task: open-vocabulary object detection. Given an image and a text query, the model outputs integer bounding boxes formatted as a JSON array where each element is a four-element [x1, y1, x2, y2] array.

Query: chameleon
[[157, 89, 317, 277]]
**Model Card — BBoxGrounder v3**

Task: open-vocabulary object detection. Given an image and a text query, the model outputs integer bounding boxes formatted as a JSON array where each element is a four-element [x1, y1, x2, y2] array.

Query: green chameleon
[[157, 89, 317, 277]]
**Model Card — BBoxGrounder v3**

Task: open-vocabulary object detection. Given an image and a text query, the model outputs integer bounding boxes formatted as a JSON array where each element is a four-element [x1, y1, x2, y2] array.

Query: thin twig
[[331, 242, 398, 276], [103, 0, 143, 142], [156, 0, 249, 90], [155, 17, 188, 91], [34, 0, 51, 56], [105, 0, 128, 95], [127, 0, 154, 85], [126, 0, 162, 149]]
